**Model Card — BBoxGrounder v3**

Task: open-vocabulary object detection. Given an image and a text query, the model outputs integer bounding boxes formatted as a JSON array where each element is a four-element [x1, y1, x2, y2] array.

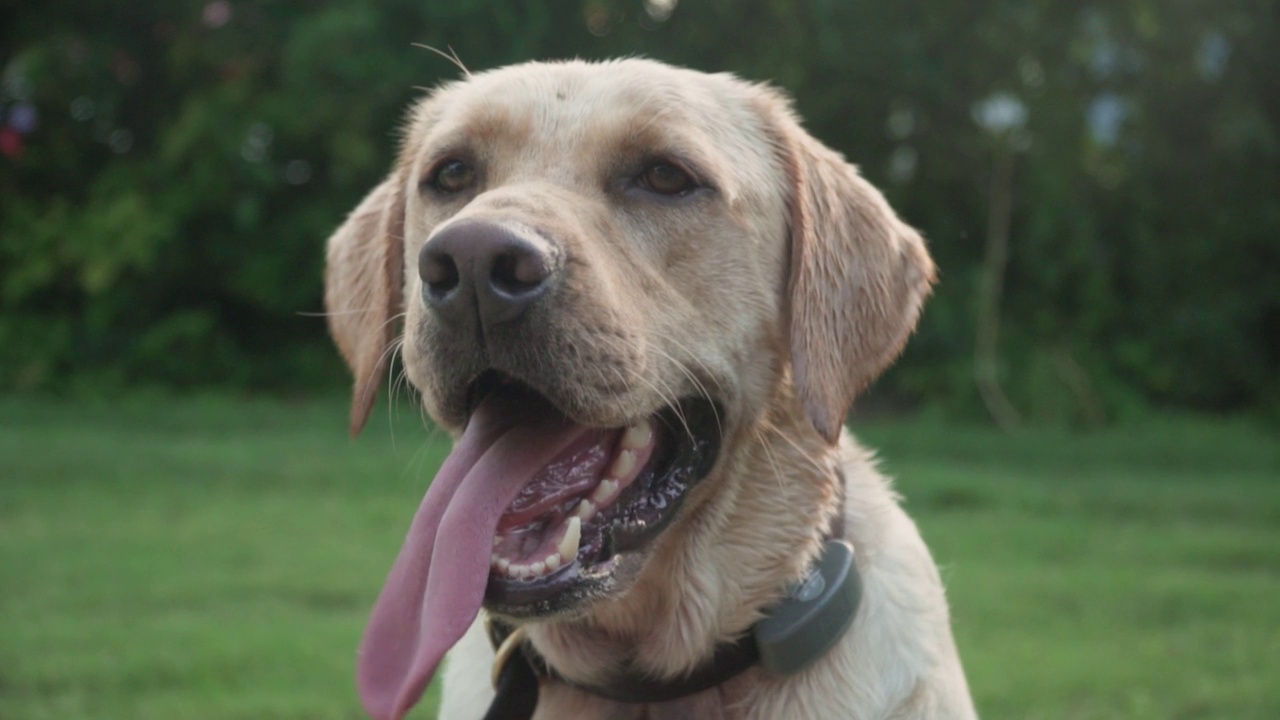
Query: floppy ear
[[777, 116, 936, 443], [324, 173, 406, 437]]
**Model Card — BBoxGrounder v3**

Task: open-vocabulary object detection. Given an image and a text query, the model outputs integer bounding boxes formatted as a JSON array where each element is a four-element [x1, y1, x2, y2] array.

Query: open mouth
[[356, 371, 721, 720], [481, 381, 721, 614]]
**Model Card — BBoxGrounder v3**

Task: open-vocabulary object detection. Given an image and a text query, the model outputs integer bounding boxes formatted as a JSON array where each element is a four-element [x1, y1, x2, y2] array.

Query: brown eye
[[639, 162, 696, 196], [430, 159, 476, 194]]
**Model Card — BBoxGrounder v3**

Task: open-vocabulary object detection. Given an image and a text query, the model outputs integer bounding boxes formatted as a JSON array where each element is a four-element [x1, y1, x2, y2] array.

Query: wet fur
[[325, 59, 977, 719]]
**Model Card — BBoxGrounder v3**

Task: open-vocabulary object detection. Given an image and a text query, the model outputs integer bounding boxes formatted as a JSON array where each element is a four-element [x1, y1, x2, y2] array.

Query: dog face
[[404, 64, 797, 615], [403, 62, 790, 438], [324, 59, 934, 719]]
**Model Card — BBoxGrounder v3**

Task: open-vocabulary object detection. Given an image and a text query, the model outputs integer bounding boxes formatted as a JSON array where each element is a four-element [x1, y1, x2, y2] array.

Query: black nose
[[418, 220, 555, 327]]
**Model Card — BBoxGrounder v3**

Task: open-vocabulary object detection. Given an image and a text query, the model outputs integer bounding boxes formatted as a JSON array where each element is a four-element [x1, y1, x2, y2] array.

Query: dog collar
[[482, 538, 861, 719]]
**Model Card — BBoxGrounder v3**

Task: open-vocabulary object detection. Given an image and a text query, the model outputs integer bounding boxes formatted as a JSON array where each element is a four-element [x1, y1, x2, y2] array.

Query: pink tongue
[[356, 393, 589, 720]]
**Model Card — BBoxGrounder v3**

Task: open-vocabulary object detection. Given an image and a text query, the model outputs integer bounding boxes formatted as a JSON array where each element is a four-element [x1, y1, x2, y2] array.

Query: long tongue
[[356, 393, 589, 720]]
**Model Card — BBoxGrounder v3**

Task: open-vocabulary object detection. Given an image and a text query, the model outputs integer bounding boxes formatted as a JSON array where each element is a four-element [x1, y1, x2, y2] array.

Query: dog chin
[[457, 372, 723, 619]]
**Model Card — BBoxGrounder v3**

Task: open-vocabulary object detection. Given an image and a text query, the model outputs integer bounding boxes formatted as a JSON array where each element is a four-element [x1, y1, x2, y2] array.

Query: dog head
[[324, 59, 933, 719]]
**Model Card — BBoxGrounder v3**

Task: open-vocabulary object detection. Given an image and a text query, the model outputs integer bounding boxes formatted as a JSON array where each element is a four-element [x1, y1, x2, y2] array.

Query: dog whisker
[[411, 43, 470, 76], [766, 421, 830, 477], [381, 335, 407, 450], [753, 426, 788, 496], [647, 342, 723, 441], [636, 369, 695, 445], [295, 308, 381, 317]]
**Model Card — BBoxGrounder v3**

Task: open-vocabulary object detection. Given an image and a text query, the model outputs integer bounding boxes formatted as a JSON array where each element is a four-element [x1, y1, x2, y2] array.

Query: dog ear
[[324, 173, 406, 437], [775, 113, 936, 443]]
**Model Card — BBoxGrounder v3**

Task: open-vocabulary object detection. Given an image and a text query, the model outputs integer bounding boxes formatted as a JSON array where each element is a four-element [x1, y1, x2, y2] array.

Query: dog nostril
[[491, 251, 549, 297], [420, 251, 460, 298]]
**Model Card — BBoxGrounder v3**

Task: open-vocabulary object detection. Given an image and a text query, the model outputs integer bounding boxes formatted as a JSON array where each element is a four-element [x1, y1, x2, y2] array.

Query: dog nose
[[418, 220, 555, 326]]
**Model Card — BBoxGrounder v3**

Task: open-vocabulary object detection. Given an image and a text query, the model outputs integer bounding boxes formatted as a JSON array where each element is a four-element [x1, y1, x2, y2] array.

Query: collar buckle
[[753, 539, 861, 676]]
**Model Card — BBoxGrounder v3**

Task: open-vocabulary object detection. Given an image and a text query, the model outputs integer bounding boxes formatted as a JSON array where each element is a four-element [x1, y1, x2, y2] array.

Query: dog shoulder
[[827, 434, 977, 720]]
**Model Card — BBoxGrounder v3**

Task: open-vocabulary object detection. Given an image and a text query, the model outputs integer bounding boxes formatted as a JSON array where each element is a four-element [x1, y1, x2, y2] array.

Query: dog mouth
[[356, 371, 721, 720], [480, 378, 721, 614]]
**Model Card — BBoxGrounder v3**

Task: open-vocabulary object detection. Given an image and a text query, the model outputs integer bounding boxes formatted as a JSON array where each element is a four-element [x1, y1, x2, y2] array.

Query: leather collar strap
[[484, 618, 760, 719]]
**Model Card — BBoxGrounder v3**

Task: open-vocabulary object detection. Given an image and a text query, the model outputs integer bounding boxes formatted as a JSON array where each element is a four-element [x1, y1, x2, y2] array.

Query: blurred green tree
[[2, 0, 1276, 421]]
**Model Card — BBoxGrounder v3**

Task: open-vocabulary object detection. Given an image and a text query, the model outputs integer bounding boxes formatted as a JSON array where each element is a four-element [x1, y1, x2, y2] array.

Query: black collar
[[484, 617, 762, 716], [481, 484, 858, 719]]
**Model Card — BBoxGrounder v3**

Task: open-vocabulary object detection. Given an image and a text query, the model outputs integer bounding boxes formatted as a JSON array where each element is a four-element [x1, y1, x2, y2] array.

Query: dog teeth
[[490, 513, 585, 581], [591, 478, 620, 505], [613, 449, 638, 480], [487, 422, 651, 583], [621, 421, 653, 451], [572, 499, 596, 521], [558, 516, 582, 561]]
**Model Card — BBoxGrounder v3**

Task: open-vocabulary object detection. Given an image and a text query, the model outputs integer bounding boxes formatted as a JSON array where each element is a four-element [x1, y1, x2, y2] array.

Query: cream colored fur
[[325, 59, 977, 719]]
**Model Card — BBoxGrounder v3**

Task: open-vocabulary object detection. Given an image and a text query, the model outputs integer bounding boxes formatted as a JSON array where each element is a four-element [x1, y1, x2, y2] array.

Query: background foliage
[[3, 0, 1277, 422]]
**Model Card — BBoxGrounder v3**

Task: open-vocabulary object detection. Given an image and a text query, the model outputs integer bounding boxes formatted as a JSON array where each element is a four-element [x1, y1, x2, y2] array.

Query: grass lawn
[[2, 393, 1278, 719]]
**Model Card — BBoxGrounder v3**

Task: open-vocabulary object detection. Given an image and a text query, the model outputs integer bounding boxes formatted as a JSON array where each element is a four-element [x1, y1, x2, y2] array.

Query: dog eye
[[428, 159, 476, 194], [638, 162, 697, 196]]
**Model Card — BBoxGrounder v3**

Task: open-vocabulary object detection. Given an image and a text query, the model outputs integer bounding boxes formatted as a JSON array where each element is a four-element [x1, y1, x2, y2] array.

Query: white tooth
[[558, 516, 582, 560], [591, 478, 619, 505], [511, 563, 527, 579], [572, 499, 596, 521], [490, 553, 500, 567], [493, 535, 502, 547], [545, 553, 561, 571], [497, 558, 511, 573], [622, 421, 652, 450], [530, 561, 546, 576], [611, 450, 636, 480]]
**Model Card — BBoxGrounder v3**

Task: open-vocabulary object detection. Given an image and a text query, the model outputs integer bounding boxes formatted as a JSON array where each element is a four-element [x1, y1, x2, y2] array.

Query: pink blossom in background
[[0, 126, 23, 158], [202, 1, 232, 28]]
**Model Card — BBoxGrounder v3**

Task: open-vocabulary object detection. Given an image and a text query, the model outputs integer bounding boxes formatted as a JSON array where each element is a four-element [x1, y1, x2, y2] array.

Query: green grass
[[2, 394, 1278, 719]]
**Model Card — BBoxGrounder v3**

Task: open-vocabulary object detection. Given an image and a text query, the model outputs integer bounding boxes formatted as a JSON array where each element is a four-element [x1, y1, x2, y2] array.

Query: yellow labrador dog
[[326, 59, 976, 720]]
